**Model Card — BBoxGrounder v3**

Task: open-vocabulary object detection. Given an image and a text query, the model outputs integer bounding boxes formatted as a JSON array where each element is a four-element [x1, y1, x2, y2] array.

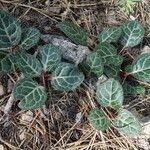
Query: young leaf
[[98, 27, 121, 43], [96, 78, 123, 109], [119, 21, 144, 47], [13, 78, 47, 109], [51, 63, 84, 91], [37, 44, 61, 72], [57, 20, 88, 46], [131, 53, 150, 82], [89, 109, 110, 131], [20, 27, 40, 50], [104, 65, 120, 79], [124, 64, 132, 73], [123, 82, 145, 95], [0, 10, 21, 49], [15, 52, 42, 77], [81, 52, 104, 77], [113, 109, 141, 136], [94, 43, 123, 66], [0, 51, 14, 74]]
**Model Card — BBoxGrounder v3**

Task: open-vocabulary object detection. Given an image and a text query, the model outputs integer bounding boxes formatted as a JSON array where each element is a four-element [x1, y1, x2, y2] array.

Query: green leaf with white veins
[[119, 21, 144, 47], [57, 20, 88, 46], [51, 63, 84, 91], [131, 53, 150, 82], [0, 10, 21, 49], [98, 27, 121, 43], [123, 82, 145, 95], [20, 27, 40, 50], [94, 43, 123, 66], [104, 65, 120, 79], [13, 78, 47, 109], [16, 52, 42, 77], [96, 78, 123, 109], [37, 44, 61, 72], [0, 51, 14, 74], [89, 109, 110, 131], [113, 109, 141, 136], [82, 52, 103, 77]]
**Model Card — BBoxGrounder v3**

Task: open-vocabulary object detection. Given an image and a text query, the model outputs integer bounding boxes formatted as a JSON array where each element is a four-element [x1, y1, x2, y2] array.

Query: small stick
[[3, 93, 14, 114]]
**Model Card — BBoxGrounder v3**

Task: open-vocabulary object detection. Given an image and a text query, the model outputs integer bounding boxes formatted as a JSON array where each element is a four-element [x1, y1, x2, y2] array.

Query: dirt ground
[[0, 0, 150, 150]]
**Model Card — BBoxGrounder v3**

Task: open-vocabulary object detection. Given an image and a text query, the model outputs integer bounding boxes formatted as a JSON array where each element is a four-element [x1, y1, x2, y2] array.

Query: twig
[[3, 93, 14, 114]]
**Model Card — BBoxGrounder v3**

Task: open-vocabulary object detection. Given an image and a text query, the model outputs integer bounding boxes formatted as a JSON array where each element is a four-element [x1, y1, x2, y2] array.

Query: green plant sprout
[[0, 10, 147, 137], [117, 0, 141, 15]]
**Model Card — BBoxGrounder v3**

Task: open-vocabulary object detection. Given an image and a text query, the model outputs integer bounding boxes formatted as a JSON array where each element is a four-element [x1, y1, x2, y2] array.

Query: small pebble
[[0, 145, 5, 150], [21, 110, 33, 124], [0, 84, 5, 96]]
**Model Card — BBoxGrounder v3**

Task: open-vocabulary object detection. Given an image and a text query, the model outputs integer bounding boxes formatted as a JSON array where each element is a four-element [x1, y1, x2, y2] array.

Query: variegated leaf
[[131, 53, 150, 82], [113, 109, 141, 136], [89, 109, 110, 131], [15, 52, 42, 77], [13, 78, 47, 109], [51, 63, 84, 91], [0, 10, 21, 49], [57, 20, 88, 46], [37, 44, 61, 72], [119, 21, 144, 47], [81, 52, 104, 77], [20, 27, 40, 50], [98, 27, 121, 43], [96, 78, 123, 109]]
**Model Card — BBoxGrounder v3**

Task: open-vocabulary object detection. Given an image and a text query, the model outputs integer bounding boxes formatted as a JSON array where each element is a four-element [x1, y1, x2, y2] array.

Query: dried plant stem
[[3, 93, 14, 114]]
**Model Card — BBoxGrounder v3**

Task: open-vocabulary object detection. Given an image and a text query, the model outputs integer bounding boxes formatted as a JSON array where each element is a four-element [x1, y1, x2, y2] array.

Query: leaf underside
[[89, 109, 110, 131], [98, 27, 122, 43], [119, 20, 144, 47], [37, 44, 61, 72], [96, 78, 123, 109], [57, 20, 88, 46], [113, 109, 141, 136], [51, 63, 84, 91], [20, 27, 40, 51], [13, 78, 47, 109], [15, 52, 42, 77], [131, 53, 150, 82], [82, 52, 104, 77], [0, 10, 21, 49]]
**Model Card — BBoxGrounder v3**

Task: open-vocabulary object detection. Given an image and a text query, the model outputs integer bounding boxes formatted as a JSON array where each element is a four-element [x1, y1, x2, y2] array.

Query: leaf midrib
[[0, 16, 12, 44], [20, 54, 41, 75]]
